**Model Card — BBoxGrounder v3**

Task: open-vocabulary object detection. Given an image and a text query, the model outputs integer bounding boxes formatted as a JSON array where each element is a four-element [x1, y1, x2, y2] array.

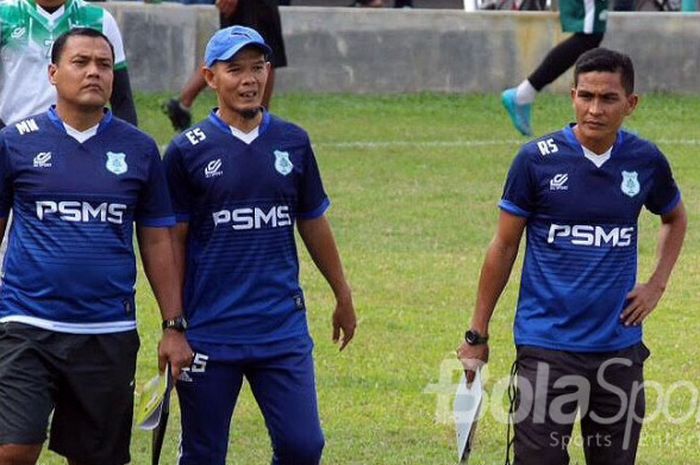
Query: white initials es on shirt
[[185, 128, 207, 146]]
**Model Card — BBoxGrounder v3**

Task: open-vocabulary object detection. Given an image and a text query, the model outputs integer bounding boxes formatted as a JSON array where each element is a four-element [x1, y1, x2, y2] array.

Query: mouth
[[83, 83, 103, 92], [239, 90, 258, 100], [584, 121, 606, 129]]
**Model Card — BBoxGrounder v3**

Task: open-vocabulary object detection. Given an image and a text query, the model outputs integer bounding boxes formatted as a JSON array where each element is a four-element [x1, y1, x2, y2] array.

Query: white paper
[[455, 368, 483, 463], [139, 401, 166, 431]]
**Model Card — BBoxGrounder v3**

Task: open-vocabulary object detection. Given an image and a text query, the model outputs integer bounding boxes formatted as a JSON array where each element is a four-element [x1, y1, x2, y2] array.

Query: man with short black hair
[[459, 48, 687, 464], [164, 25, 356, 465], [0, 28, 191, 465]]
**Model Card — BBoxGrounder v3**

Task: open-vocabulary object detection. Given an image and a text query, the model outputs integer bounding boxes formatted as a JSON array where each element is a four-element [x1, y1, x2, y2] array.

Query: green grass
[[39, 91, 700, 464]]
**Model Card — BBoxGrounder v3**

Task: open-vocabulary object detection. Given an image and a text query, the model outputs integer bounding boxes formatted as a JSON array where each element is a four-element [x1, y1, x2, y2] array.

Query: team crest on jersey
[[621, 171, 640, 197], [106, 152, 128, 175], [274, 150, 293, 176]]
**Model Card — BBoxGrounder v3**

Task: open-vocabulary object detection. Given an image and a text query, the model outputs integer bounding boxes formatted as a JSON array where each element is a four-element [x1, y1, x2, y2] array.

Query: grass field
[[39, 91, 700, 465]]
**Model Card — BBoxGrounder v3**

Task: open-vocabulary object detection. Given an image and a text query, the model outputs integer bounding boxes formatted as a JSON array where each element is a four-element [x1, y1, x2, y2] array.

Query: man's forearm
[[138, 228, 183, 320], [649, 204, 687, 289], [471, 239, 520, 334], [297, 216, 351, 300]]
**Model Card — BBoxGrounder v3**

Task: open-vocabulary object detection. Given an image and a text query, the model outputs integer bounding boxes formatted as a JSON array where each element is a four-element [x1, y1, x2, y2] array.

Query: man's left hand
[[158, 330, 194, 379], [621, 281, 665, 326], [332, 296, 357, 351]]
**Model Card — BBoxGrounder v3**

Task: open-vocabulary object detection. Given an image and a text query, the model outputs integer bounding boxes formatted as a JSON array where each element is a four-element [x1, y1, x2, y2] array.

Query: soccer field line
[[158, 138, 700, 153], [313, 138, 700, 150]]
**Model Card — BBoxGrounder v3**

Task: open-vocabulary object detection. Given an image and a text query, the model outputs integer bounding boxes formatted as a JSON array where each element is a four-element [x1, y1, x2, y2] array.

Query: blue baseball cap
[[204, 26, 273, 68]]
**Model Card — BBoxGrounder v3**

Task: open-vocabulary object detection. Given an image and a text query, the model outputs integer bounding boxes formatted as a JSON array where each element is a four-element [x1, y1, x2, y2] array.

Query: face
[[204, 47, 270, 116], [49, 35, 114, 110], [571, 71, 638, 149]]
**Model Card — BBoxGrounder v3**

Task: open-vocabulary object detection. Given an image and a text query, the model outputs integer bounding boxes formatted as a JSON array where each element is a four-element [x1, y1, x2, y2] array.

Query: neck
[[573, 126, 616, 155], [37, 2, 63, 13], [218, 106, 263, 133], [55, 102, 104, 131]]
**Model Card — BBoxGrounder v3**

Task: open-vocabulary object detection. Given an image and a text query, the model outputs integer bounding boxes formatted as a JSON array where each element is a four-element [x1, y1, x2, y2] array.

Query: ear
[[625, 93, 639, 116], [202, 66, 217, 90], [48, 63, 58, 86]]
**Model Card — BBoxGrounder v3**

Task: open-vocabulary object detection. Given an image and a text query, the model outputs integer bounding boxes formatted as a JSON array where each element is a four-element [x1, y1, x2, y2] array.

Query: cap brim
[[206, 41, 273, 68]]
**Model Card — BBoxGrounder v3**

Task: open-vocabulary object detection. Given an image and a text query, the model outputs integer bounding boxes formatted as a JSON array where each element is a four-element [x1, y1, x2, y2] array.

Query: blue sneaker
[[501, 88, 532, 137]]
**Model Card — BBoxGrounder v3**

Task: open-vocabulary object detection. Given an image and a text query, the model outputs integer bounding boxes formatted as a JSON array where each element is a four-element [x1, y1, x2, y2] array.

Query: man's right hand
[[457, 341, 489, 385], [158, 330, 194, 380]]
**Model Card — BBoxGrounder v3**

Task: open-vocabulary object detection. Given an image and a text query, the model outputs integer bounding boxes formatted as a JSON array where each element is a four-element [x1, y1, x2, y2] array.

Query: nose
[[85, 59, 103, 78], [241, 70, 257, 83], [589, 97, 603, 115]]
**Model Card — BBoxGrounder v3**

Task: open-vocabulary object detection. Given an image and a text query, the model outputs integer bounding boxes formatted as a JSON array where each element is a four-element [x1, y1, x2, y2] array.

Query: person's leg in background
[[165, 0, 288, 130], [501, 0, 608, 136]]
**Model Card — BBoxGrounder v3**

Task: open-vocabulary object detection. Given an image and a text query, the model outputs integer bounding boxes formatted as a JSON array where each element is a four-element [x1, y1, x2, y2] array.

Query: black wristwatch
[[162, 316, 188, 332], [465, 329, 488, 346]]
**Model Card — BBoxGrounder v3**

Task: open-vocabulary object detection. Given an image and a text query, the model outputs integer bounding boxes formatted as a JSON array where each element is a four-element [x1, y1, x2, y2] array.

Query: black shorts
[[0, 322, 139, 465], [220, 0, 288, 68], [513, 343, 650, 465]]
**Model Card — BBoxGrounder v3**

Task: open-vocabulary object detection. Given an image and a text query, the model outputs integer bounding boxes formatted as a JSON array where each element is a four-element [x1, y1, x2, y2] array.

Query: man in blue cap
[[164, 0, 287, 131], [163, 26, 357, 465]]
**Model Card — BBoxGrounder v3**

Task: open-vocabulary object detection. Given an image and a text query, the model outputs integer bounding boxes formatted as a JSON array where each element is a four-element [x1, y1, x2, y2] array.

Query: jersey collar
[[47, 105, 114, 136], [208, 108, 271, 139], [563, 123, 626, 158], [25, 0, 74, 31]]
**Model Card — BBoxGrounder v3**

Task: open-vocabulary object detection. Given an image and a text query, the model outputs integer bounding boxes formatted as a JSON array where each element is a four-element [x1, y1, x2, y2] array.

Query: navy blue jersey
[[163, 111, 329, 345], [0, 108, 175, 333], [500, 126, 680, 352]]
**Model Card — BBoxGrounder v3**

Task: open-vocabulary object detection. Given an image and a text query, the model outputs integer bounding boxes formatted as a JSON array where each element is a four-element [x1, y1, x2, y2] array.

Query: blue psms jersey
[[500, 126, 681, 352], [0, 108, 175, 334], [164, 111, 330, 345]]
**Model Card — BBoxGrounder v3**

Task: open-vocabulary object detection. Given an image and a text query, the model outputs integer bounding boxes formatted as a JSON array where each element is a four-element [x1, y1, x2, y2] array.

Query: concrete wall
[[103, 3, 700, 94]]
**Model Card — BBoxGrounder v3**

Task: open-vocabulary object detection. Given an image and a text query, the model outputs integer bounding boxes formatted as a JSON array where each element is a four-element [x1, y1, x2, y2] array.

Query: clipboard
[[455, 368, 484, 463]]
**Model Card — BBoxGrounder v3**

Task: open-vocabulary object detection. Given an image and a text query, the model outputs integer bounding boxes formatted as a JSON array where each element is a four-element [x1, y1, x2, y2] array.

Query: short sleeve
[[135, 143, 175, 228], [498, 147, 536, 218], [645, 149, 681, 216], [0, 135, 13, 217], [162, 142, 193, 223], [296, 142, 330, 220], [102, 10, 127, 69]]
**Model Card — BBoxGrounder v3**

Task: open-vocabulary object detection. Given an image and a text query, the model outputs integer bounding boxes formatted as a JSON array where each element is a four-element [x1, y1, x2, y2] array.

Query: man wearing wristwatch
[[164, 26, 356, 465], [0, 29, 190, 465], [457, 49, 686, 465]]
